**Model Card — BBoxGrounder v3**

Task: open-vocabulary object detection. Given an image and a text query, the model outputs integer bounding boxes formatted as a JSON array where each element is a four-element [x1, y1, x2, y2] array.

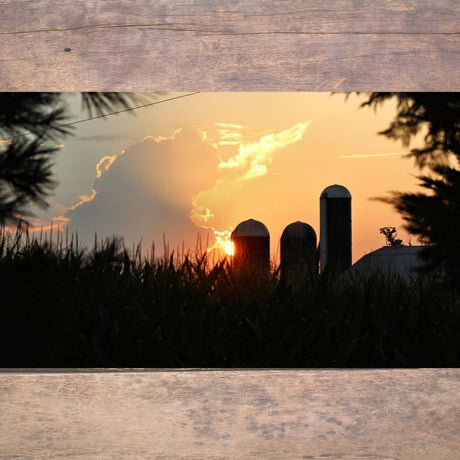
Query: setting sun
[[225, 239, 234, 256]]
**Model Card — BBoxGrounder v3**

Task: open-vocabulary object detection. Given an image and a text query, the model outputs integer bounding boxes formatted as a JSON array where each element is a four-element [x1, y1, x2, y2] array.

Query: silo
[[231, 219, 270, 271], [281, 221, 317, 273], [319, 184, 352, 272]]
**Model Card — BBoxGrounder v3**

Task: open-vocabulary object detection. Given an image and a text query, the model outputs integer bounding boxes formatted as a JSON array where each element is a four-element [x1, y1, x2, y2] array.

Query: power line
[[0, 92, 201, 141]]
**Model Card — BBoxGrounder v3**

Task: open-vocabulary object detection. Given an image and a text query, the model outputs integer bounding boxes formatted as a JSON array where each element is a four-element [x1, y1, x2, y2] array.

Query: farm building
[[350, 245, 426, 278], [229, 184, 431, 280]]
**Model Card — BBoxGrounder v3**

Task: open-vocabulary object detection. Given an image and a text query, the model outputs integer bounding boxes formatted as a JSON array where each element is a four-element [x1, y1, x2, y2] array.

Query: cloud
[[217, 121, 310, 181], [59, 127, 219, 253], [190, 121, 311, 255], [96, 155, 118, 178], [199, 123, 273, 151], [73, 134, 139, 143], [41, 122, 310, 258], [339, 152, 403, 159], [214, 123, 244, 146]]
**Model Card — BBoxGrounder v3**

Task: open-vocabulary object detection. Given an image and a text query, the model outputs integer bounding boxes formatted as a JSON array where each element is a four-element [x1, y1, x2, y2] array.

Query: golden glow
[[189, 120, 312, 261], [218, 121, 311, 180], [225, 239, 234, 256], [339, 152, 403, 159], [4, 215, 70, 234], [142, 127, 183, 143], [190, 196, 214, 224], [203, 228, 234, 257]]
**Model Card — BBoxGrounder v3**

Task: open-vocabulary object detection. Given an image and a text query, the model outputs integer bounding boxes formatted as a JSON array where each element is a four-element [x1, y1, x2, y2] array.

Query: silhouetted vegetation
[[358, 92, 460, 283], [379, 226, 403, 247], [1, 228, 458, 368]]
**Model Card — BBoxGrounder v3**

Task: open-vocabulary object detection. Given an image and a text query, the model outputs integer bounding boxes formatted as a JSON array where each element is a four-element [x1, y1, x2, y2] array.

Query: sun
[[204, 228, 234, 258], [225, 239, 234, 256]]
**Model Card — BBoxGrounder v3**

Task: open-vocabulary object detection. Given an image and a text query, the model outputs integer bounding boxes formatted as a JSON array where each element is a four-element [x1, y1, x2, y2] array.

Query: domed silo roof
[[320, 184, 351, 199], [281, 221, 316, 240], [231, 219, 269, 238], [319, 184, 352, 272]]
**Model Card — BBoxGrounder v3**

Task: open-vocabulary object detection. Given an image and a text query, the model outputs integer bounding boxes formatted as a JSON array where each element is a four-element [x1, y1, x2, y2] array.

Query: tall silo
[[319, 184, 352, 272], [231, 219, 270, 271], [281, 221, 317, 273]]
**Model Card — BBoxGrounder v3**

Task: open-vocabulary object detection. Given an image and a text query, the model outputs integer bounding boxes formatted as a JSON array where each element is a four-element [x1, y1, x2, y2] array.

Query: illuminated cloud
[[58, 127, 218, 253], [7, 215, 70, 236], [62, 150, 125, 215], [96, 154, 118, 178], [190, 121, 311, 255], [142, 127, 183, 143], [190, 197, 214, 224], [218, 121, 311, 181], [339, 152, 403, 159], [214, 123, 244, 146], [200, 123, 270, 151]]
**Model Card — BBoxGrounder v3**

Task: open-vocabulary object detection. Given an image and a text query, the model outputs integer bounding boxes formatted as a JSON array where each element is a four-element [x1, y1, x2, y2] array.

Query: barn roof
[[351, 245, 426, 277]]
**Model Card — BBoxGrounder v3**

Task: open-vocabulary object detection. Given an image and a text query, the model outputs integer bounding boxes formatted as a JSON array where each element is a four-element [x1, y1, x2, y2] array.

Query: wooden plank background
[[1, 0, 459, 458], [1, 369, 459, 458], [0, 0, 459, 91]]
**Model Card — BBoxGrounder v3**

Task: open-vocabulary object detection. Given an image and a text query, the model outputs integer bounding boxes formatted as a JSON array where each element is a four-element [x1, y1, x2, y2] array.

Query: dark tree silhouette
[[360, 93, 460, 168], [379, 227, 403, 247], [0, 92, 156, 225], [360, 93, 460, 282]]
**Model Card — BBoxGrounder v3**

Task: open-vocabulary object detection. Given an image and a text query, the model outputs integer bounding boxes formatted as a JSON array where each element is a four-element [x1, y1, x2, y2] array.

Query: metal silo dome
[[320, 184, 352, 199], [231, 219, 270, 271], [281, 221, 316, 240], [231, 219, 269, 238]]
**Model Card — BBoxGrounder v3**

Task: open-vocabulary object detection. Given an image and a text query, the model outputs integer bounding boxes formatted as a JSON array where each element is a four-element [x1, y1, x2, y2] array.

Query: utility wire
[[0, 92, 201, 141]]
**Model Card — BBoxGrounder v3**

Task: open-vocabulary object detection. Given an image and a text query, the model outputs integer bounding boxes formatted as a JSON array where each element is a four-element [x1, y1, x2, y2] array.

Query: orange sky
[[26, 92, 425, 264]]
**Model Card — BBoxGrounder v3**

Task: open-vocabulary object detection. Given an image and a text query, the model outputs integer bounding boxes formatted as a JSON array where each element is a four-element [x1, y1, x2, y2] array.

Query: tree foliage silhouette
[[0, 92, 155, 225], [379, 227, 403, 247], [360, 93, 460, 282]]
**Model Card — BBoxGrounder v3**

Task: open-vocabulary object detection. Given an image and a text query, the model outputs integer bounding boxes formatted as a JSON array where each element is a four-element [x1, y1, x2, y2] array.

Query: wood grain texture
[[1, 369, 459, 459], [0, 0, 458, 91]]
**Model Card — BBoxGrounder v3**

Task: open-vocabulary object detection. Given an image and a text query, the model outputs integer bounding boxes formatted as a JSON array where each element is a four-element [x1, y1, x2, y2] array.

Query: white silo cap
[[231, 219, 270, 237], [320, 184, 351, 199]]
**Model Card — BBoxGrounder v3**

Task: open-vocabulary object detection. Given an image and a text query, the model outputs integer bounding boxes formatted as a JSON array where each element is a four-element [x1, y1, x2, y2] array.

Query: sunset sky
[[20, 92, 425, 264]]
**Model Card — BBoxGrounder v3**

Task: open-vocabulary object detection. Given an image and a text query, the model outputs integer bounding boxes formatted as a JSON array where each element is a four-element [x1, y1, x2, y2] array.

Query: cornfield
[[1, 225, 458, 367]]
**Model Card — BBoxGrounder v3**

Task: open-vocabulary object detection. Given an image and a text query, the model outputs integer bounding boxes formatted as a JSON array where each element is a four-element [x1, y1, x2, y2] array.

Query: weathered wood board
[[1, 369, 459, 458], [0, 0, 458, 91], [1, 0, 459, 458]]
